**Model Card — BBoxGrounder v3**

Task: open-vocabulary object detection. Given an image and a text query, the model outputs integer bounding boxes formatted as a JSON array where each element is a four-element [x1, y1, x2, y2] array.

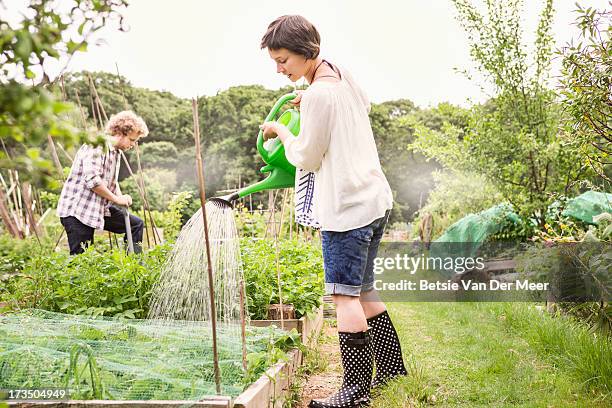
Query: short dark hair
[[260, 15, 320, 59]]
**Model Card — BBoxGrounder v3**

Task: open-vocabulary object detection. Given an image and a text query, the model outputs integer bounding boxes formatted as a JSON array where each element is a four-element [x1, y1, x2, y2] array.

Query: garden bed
[[6, 312, 323, 408], [250, 305, 324, 347]]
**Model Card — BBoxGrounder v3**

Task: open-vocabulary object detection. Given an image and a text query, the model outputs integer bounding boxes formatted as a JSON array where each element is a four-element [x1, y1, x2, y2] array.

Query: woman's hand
[[290, 90, 304, 107], [260, 122, 281, 141]]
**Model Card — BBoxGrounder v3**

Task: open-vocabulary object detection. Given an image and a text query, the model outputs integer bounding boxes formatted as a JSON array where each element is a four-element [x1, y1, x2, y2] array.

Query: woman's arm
[[260, 89, 332, 172]]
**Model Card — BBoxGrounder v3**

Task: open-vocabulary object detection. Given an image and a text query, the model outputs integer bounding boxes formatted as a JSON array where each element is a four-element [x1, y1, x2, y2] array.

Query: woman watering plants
[[259, 15, 407, 408]]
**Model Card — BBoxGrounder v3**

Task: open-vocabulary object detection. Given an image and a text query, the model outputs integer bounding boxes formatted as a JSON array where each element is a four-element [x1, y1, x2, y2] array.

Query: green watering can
[[210, 93, 300, 207]]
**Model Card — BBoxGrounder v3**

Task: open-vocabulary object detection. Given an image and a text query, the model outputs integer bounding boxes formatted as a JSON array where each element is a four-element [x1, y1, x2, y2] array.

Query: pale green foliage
[[558, 3, 611, 181], [0, 1, 128, 184], [414, 170, 504, 239], [119, 168, 177, 211], [413, 0, 590, 225]]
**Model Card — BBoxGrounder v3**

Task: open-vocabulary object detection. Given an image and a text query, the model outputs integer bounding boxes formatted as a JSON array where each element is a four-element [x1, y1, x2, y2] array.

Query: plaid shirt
[[57, 143, 121, 229]]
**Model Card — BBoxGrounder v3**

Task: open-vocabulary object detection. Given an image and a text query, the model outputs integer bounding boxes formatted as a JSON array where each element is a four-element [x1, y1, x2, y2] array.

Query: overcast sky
[[6, 0, 609, 107]]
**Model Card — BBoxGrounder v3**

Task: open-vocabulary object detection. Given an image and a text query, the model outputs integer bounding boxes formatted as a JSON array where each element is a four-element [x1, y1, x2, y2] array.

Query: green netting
[[435, 204, 520, 244], [0, 310, 290, 400], [562, 191, 612, 225]]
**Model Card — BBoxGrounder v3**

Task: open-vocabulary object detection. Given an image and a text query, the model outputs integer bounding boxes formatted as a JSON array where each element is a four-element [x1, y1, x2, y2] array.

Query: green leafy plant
[[558, 3, 611, 181], [240, 238, 324, 319], [2, 243, 170, 318]]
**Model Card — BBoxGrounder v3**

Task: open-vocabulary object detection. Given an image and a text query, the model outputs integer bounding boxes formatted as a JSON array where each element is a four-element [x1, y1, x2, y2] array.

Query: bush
[[0, 234, 50, 275], [241, 238, 324, 319], [150, 191, 199, 241], [119, 168, 177, 211], [414, 170, 504, 239]]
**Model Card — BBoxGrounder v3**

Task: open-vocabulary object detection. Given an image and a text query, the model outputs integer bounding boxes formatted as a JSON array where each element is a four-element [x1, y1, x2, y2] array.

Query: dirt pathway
[[296, 322, 342, 408]]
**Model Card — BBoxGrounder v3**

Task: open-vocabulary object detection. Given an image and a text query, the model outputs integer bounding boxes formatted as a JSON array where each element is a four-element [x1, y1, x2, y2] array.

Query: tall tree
[[412, 0, 592, 226]]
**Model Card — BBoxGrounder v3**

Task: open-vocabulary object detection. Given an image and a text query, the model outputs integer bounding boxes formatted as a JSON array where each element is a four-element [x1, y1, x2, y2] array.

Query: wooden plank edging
[[232, 348, 302, 408], [8, 397, 232, 408]]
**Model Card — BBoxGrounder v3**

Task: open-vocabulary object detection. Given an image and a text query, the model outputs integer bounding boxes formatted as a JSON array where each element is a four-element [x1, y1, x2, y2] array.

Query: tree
[[558, 2, 611, 182], [0, 0, 128, 184], [412, 0, 592, 226]]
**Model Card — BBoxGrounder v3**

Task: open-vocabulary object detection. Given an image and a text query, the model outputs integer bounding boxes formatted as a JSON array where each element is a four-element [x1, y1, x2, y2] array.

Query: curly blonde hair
[[105, 110, 149, 138]]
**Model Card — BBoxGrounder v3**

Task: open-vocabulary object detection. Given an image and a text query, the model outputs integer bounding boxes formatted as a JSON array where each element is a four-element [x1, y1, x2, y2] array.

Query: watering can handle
[[256, 93, 297, 162]]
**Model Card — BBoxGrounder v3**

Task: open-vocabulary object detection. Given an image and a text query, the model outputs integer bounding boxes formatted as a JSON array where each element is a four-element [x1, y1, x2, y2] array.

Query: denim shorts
[[321, 210, 391, 296]]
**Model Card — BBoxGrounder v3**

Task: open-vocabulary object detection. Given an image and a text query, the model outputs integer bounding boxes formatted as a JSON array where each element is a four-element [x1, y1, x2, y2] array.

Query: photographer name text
[[374, 279, 550, 291]]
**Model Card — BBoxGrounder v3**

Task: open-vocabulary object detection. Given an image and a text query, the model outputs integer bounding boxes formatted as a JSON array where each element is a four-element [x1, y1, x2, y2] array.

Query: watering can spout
[[209, 192, 240, 209]]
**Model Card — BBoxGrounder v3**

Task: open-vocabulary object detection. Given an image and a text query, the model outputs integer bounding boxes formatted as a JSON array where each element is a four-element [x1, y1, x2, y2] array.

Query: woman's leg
[[310, 227, 375, 407], [333, 294, 368, 332], [359, 211, 408, 388], [359, 289, 387, 319]]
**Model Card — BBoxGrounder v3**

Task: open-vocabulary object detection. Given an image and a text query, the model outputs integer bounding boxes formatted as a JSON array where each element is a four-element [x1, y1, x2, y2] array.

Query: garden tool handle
[[257, 93, 297, 162], [119, 205, 135, 254]]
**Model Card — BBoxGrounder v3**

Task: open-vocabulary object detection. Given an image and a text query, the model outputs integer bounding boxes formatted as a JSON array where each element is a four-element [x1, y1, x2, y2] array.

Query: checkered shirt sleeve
[[56, 144, 119, 229]]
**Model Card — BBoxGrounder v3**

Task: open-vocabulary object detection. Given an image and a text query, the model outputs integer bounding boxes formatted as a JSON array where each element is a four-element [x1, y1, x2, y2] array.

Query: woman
[[259, 15, 407, 408]]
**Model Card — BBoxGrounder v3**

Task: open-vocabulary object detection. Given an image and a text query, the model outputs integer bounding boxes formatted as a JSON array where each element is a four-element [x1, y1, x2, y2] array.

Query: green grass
[[370, 302, 611, 407]]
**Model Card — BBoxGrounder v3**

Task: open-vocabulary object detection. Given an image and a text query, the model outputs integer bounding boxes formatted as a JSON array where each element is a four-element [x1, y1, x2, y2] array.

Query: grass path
[[297, 303, 610, 407]]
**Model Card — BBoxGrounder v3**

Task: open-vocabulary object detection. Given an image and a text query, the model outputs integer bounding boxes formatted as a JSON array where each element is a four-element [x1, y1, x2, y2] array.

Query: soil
[[296, 323, 342, 408]]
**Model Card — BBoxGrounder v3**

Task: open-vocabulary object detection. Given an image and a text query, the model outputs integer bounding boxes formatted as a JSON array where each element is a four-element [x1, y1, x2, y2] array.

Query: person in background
[[57, 110, 148, 255], [259, 15, 407, 408]]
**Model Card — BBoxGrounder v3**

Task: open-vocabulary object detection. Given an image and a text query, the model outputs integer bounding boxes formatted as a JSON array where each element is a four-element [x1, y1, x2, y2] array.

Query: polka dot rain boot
[[309, 330, 373, 408], [367, 310, 407, 388]]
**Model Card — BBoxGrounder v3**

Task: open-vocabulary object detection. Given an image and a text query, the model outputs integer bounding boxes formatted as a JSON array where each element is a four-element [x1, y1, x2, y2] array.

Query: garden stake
[[192, 98, 222, 395], [56, 141, 74, 163], [119, 151, 161, 243], [0, 187, 21, 238], [20, 182, 41, 243], [73, 90, 89, 129], [115, 63, 130, 110], [47, 135, 64, 180], [133, 144, 153, 247], [88, 73, 109, 122], [278, 188, 288, 240], [240, 278, 247, 372], [88, 77, 104, 130], [270, 191, 285, 330]]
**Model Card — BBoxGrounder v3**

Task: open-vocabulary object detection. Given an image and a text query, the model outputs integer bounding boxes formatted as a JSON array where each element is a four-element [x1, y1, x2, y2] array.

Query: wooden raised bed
[[250, 305, 324, 347], [7, 306, 325, 408]]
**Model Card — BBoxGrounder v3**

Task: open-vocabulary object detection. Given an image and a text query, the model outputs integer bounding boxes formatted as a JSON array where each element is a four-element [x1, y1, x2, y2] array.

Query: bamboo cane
[[115, 63, 130, 110], [119, 152, 161, 244], [47, 135, 64, 180], [133, 144, 154, 246], [56, 142, 74, 163], [73, 90, 89, 129], [278, 188, 288, 241], [0, 187, 21, 238], [9, 171, 24, 236], [89, 74, 109, 123], [21, 182, 41, 243], [239, 278, 248, 372], [192, 98, 221, 395], [88, 77, 102, 130]]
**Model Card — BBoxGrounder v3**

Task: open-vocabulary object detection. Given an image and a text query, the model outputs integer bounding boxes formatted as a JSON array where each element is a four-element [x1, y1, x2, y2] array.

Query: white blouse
[[283, 66, 393, 232]]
